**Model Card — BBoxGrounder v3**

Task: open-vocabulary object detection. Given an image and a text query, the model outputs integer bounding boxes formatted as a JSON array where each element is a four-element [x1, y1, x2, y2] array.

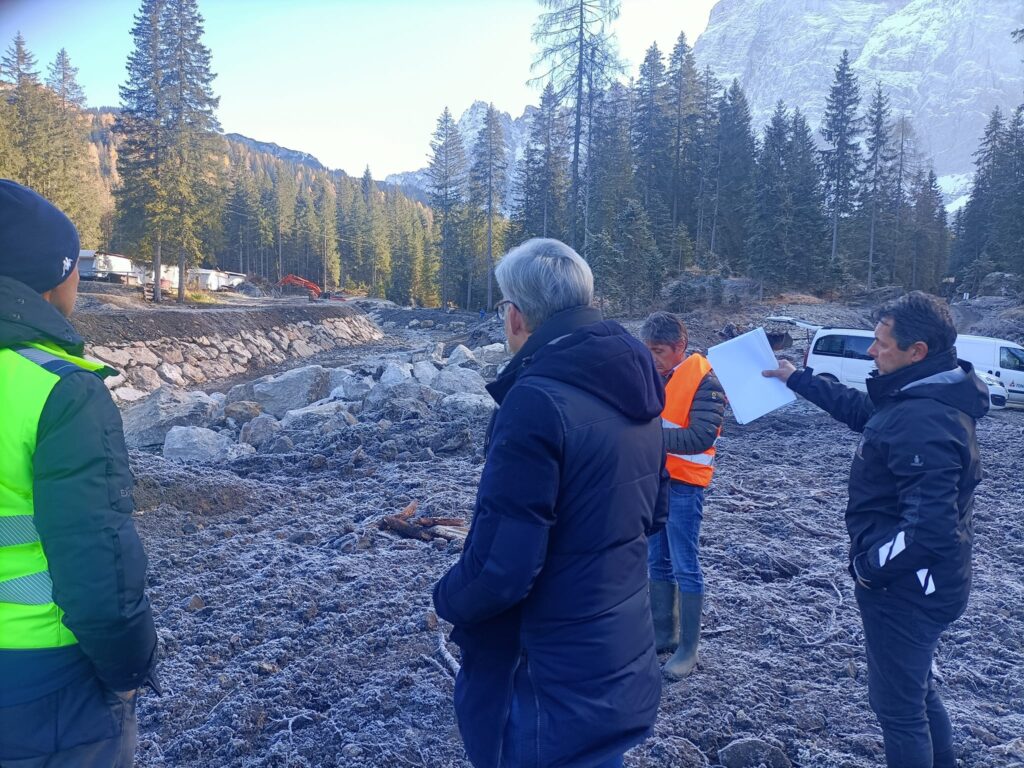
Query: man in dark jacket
[[763, 292, 987, 768], [433, 238, 668, 768], [638, 312, 724, 679], [0, 181, 157, 766]]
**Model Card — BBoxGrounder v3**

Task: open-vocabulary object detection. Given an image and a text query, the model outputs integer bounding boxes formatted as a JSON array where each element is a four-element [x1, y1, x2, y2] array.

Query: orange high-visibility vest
[[662, 353, 718, 487]]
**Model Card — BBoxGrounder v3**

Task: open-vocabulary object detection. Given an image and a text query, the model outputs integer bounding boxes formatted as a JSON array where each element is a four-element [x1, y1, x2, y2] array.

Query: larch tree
[[530, 0, 620, 250]]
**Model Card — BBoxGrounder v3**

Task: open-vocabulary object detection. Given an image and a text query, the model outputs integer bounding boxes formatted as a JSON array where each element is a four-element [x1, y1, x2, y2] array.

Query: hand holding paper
[[706, 328, 796, 424]]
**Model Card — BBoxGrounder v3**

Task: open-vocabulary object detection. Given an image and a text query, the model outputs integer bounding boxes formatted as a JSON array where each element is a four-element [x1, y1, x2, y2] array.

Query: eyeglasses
[[495, 299, 515, 321]]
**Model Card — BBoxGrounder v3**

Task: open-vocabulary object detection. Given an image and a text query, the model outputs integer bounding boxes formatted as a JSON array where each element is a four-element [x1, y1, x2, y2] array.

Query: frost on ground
[[128, 340, 1024, 768]]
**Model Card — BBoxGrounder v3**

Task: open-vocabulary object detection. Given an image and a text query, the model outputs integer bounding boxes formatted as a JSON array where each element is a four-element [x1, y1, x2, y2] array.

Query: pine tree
[[272, 161, 297, 280], [989, 106, 1024, 275], [116, 0, 171, 300], [632, 44, 670, 206], [713, 80, 755, 274], [787, 109, 830, 289], [45, 49, 103, 246], [427, 107, 467, 306], [469, 103, 509, 308], [906, 170, 948, 290], [530, 0, 620, 249], [1, 32, 55, 194], [587, 82, 634, 298], [954, 108, 1003, 285], [747, 102, 791, 291], [857, 83, 896, 288], [820, 50, 863, 278], [693, 66, 721, 266], [511, 82, 569, 243], [160, 0, 224, 302], [666, 32, 702, 256]]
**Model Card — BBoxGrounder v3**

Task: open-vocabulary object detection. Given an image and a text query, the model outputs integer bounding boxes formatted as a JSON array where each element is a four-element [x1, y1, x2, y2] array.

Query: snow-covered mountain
[[385, 101, 534, 211], [693, 0, 1024, 179]]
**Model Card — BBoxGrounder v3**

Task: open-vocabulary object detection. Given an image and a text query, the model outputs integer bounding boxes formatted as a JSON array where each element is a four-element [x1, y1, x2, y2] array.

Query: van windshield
[[1000, 346, 1024, 371]]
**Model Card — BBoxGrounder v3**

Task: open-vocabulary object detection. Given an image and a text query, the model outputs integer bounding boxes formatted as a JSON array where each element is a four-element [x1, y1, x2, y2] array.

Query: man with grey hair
[[638, 312, 724, 679], [434, 238, 668, 768]]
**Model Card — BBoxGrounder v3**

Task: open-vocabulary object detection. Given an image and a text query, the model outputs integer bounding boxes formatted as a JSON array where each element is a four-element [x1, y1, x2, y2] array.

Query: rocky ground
[[113, 298, 1024, 768]]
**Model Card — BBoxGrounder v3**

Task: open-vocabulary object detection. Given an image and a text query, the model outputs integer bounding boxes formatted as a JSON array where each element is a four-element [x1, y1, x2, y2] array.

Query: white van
[[799, 326, 1014, 408], [953, 334, 1024, 406]]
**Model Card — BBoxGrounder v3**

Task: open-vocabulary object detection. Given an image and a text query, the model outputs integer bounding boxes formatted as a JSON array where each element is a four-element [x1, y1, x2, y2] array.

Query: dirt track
[[123, 308, 1024, 767]]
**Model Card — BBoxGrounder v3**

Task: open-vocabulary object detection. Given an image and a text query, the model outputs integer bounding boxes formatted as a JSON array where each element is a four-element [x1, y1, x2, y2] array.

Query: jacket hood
[[866, 347, 989, 419], [0, 275, 84, 353], [487, 305, 664, 422]]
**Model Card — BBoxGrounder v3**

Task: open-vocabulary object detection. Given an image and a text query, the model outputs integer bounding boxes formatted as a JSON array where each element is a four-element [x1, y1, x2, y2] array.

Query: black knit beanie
[[0, 179, 81, 293]]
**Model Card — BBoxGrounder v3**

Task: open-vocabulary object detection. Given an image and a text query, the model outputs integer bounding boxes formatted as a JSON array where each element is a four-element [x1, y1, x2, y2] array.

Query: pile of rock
[[121, 342, 510, 465], [90, 316, 383, 405]]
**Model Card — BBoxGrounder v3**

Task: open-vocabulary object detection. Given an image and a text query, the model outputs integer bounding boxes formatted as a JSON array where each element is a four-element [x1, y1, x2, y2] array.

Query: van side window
[[844, 336, 873, 360], [1000, 347, 1024, 371], [813, 334, 844, 357]]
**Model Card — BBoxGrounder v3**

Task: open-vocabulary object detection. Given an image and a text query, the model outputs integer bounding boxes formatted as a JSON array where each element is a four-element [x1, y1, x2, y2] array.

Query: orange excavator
[[275, 274, 345, 301]]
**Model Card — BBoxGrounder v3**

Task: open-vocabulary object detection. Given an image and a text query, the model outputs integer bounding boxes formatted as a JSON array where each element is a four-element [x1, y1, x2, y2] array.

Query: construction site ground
[[73, 285, 1024, 768]]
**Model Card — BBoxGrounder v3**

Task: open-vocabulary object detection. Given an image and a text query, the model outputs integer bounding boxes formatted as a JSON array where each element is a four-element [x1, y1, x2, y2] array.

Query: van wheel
[[819, 374, 838, 382]]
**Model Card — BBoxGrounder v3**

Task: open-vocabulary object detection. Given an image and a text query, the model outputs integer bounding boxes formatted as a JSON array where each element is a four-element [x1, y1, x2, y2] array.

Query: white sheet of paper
[[706, 327, 796, 424]]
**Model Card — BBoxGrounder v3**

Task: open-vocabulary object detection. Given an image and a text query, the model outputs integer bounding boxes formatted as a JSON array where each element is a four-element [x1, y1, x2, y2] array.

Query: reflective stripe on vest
[[662, 353, 719, 487], [0, 342, 109, 650]]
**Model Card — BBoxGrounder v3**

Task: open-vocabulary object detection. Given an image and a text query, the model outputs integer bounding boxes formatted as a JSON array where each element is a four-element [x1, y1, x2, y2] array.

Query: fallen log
[[380, 515, 432, 541]]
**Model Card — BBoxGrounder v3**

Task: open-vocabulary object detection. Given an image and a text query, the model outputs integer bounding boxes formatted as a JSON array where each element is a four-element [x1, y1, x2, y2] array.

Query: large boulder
[[439, 393, 496, 420], [432, 366, 489, 396], [411, 360, 439, 387], [378, 361, 413, 387], [122, 388, 219, 449], [223, 400, 262, 425], [328, 368, 373, 400], [280, 401, 353, 431], [445, 345, 479, 368], [472, 343, 508, 365], [163, 426, 249, 463], [363, 380, 443, 412], [249, 365, 331, 418], [239, 413, 282, 450]]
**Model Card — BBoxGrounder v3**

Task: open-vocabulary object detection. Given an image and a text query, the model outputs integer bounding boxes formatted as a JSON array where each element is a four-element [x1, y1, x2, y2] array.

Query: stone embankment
[[120, 340, 509, 476], [73, 306, 383, 404]]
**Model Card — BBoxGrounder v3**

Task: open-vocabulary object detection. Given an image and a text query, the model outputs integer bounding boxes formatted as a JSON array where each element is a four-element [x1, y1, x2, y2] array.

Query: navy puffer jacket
[[433, 306, 668, 768]]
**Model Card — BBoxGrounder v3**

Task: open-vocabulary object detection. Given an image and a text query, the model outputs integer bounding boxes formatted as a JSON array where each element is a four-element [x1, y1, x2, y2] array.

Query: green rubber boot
[[650, 580, 679, 653], [664, 592, 702, 679]]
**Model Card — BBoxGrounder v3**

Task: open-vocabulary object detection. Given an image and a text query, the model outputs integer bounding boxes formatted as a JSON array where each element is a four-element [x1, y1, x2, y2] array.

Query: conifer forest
[[1, 0, 1022, 308]]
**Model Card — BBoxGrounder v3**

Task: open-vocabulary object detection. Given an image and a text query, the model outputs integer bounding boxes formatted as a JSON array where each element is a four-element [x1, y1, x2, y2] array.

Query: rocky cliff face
[[694, 0, 1024, 177]]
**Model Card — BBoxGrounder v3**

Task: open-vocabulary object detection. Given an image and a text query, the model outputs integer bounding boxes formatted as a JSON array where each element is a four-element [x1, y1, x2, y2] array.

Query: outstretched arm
[[763, 360, 875, 433]]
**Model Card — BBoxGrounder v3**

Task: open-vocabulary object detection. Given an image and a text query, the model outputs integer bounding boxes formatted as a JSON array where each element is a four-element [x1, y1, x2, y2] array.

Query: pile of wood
[[379, 501, 468, 543]]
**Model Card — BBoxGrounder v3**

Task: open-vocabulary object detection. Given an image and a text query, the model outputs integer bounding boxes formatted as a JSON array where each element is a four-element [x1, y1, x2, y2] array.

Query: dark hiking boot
[[650, 580, 679, 653], [664, 592, 702, 679]]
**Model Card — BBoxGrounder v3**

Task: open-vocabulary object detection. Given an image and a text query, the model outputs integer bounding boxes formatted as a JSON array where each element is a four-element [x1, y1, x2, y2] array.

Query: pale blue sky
[[0, 0, 716, 177]]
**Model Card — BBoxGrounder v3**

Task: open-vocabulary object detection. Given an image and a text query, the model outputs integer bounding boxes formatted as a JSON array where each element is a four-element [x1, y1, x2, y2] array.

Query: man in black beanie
[[0, 180, 158, 767]]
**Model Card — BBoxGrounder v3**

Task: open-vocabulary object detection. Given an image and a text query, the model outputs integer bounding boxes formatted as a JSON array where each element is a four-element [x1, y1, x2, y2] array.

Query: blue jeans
[[648, 482, 704, 593], [856, 586, 955, 768]]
